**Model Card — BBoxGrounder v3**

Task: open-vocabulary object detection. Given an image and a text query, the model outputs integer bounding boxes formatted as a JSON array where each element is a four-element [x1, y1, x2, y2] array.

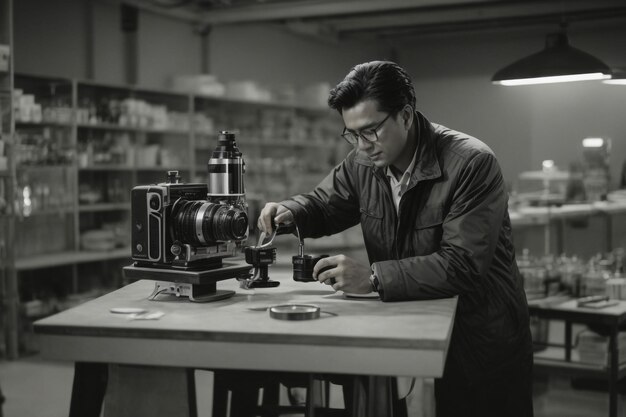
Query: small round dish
[[269, 304, 321, 321], [110, 307, 147, 315]]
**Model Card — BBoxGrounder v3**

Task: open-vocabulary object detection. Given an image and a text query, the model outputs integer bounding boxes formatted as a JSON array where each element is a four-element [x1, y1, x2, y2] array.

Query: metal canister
[[207, 131, 245, 198]]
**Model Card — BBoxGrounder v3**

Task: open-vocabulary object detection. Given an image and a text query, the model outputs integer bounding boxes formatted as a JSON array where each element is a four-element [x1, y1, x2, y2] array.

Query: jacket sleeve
[[279, 151, 361, 238], [375, 152, 508, 301]]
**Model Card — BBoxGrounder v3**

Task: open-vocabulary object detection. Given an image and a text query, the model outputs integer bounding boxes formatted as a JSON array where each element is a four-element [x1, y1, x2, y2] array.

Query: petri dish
[[269, 304, 321, 320]]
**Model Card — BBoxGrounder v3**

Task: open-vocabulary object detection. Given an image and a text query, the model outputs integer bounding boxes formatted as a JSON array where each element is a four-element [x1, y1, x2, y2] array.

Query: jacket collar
[[354, 111, 442, 186]]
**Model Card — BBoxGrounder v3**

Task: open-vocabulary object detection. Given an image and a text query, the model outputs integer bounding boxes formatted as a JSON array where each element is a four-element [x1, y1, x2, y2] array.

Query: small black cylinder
[[292, 254, 328, 282]]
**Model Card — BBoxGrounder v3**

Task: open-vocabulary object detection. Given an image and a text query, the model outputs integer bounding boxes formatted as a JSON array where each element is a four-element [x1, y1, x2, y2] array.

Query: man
[[258, 61, 533, 417]]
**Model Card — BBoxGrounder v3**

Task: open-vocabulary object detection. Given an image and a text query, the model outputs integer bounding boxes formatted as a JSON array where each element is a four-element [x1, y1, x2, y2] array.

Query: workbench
[[34, 270, 457, 417]]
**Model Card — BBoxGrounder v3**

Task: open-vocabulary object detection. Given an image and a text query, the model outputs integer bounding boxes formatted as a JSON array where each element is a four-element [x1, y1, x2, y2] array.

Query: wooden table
[[35, 271, 457, 416], [529, 298, 626, 417]]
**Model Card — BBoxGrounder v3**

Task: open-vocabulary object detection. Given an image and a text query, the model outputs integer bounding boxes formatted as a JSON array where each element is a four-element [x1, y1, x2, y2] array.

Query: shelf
[[197, 140, 328, 150], [193, 94, 330, 113], [241, 170, 292, 177], [79, 165, 134, 171], [79, 203, 130, 212], [509, 202, 626, 227], [16, 121, 73, 128], [76, 78, 189, 98], [77, 123, 188, 135], [78, 165, 191, 172], [17, 208, 73, 217], [17, 164, 74, 171], [533, 346, 626, 380], [135, 167, 190, 172], [16, 247, 131, 270]]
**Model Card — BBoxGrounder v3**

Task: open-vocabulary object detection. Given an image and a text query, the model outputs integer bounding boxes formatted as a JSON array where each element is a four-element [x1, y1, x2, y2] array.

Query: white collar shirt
[[385, 150, 418, 213]]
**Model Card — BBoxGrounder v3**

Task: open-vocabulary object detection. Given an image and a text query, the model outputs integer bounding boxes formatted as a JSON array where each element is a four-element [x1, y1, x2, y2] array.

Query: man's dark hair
[[327, 61, 416, 115]]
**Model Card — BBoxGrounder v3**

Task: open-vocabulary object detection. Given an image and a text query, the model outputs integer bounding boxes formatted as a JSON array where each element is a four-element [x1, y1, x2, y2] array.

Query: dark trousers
[[434, 353, 534, 417]]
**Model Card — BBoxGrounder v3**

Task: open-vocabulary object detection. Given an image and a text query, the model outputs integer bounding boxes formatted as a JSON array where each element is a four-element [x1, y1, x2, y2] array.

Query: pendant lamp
[[492, 30, 612, 86]]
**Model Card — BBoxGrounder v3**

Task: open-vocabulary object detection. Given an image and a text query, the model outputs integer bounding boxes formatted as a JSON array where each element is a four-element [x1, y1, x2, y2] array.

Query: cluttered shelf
[[193, 93, 331, 114], [15, 121, 72, 128], [533, 346, 626, 378], [14, 208, 73, 217], [509, 200, 626, 227], [78, 203, 130, 212], [17, 164, 73, 170], [77, 123, 189, 135], [135, 166, 191, 172], [15, 247, 131, 271], [196, 139, 327, 150], [78, 165, 134, 171]]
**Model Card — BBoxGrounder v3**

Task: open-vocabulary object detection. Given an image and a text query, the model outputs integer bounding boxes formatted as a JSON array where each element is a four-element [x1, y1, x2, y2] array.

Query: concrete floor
[[0, 354, 622, 417]]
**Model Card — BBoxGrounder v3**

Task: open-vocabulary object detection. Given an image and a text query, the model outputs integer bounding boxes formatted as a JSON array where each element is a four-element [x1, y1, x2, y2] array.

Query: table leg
[[609, 329, 619, 417], [103, 364, 197, 417], [69, 362, 108, 417], [0, 382, 4, 417], [565, 321, 573, 362]]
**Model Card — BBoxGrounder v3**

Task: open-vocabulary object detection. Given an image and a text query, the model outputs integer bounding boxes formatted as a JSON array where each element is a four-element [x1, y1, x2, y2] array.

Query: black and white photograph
[[1, 1, 626, 416]]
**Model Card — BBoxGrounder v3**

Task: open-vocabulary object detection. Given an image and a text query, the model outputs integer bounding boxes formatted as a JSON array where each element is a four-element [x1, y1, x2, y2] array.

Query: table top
[[528, 296, 626, 324], [34, 270, 457, 376]]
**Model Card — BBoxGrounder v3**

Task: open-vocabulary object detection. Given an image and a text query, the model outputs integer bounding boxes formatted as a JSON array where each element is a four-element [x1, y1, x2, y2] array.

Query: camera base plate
[[148, 281, 235, 303], [122, 261, 252, 303]]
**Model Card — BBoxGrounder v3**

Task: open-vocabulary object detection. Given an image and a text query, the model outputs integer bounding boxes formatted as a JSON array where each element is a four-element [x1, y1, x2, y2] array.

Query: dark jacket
[[281, 111, 532, 383]]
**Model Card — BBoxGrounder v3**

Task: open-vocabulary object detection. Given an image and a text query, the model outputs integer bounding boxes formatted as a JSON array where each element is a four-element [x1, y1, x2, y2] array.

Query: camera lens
[[205, 205, 248, 241], [172, 200, 248, 245], [293, 254, 328, 282]]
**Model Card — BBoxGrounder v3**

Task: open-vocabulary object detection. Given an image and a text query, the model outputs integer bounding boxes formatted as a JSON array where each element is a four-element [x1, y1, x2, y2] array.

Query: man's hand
[[314, 255, 372, 294], [257, 202, 294, 234]]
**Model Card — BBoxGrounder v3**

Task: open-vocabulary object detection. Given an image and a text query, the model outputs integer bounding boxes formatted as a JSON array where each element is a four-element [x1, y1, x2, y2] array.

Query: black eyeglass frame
[[340, 113, 393, 146]]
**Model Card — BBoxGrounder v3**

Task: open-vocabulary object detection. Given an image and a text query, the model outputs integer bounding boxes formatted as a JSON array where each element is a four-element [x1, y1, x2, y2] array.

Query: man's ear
[[402, 105, 414, 130]]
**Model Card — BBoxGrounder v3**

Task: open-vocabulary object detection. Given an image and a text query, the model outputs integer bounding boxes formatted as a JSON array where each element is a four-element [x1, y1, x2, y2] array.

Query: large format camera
[[131, 131, 248, 270]]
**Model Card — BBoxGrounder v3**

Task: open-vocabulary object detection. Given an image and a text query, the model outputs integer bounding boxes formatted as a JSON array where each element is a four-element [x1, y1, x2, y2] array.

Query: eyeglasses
[[341, 113, 392, 146]]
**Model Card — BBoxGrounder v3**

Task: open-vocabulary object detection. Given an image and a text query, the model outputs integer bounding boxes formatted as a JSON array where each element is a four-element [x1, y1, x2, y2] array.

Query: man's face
[[342, 99, 409, 169]]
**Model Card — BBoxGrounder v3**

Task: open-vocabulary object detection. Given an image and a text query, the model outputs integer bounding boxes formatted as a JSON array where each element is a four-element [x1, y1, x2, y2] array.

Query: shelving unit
[[15, 248, 131, 271], [5, 73, 347, 356], [0, 0, 17, 359]]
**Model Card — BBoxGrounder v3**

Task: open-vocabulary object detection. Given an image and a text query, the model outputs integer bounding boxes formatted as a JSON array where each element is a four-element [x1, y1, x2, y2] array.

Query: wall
[[12, 2, 626, 186], [397, 23, 626, 187], [14, 0, 89, 79], [208, 24, 391, 90], [13, 1, 388, 90], [14, 0, 204, 87]]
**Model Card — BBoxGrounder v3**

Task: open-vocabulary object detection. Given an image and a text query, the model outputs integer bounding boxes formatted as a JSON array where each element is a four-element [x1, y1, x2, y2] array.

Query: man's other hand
[[314, 255, 372, 294], [257, 202, 294, 234]]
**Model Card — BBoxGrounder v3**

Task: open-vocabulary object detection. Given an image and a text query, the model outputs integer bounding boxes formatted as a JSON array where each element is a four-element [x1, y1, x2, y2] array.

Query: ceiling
[[120, 0, 626, 41]]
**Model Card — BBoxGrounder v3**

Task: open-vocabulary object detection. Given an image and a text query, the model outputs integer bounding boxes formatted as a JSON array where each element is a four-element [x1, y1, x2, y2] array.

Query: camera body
[[131, 131, 249, 270]]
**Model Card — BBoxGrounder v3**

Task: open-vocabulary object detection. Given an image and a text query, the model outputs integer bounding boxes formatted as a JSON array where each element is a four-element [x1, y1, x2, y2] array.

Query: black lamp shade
[[492, 32, 611, 85]]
